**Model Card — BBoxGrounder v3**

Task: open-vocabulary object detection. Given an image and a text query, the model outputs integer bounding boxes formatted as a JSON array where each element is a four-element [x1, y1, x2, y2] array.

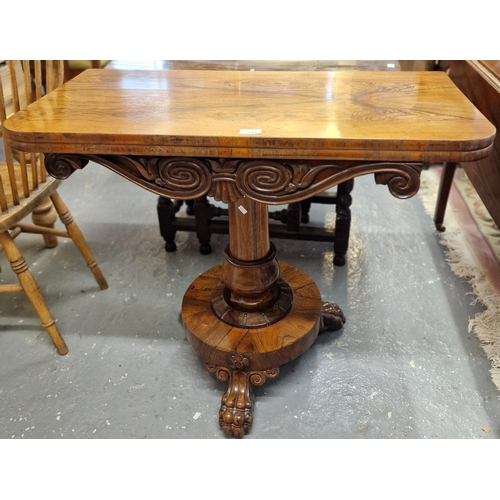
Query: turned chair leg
[[0, 231, 68, 355], [49, 191, 108, 290], [32, 197, 59, 248], [434, 162, 458, 232]]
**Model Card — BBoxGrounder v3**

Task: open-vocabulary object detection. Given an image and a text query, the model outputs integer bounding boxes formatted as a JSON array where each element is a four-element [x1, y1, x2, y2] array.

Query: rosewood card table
[[4, 69, 495, 437]]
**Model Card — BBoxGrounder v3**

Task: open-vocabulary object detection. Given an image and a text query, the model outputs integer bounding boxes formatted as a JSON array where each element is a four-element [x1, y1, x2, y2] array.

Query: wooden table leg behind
[[182, 197, 345, 437], [434, 162, 458, 232]]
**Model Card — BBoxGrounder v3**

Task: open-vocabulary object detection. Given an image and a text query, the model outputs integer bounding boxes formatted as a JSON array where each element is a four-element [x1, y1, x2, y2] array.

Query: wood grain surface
[[4, 70, 495, 162]]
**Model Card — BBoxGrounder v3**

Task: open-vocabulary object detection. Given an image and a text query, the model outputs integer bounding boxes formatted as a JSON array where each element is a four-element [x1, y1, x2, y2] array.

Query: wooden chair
[[0, 60, 108, 355]]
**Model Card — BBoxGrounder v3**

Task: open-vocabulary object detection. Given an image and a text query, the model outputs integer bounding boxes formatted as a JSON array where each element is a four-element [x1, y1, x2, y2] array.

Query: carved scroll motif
[[235, 160, 423, 204], [45, 154, 422, 204], [373, 166, 421, 199], [45, 154, 213, 200], [44, 154, 89, 179]]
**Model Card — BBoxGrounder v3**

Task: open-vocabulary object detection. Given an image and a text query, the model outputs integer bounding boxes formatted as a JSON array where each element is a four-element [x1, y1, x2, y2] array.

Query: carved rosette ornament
[[206, 358, 280, 438], [45, 154, 422, 204]]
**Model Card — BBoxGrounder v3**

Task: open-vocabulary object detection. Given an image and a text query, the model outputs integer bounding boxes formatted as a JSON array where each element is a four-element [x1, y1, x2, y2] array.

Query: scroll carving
[[374, 165, 422, 199], [45, 154, 422, 204], [45, 154, 212, 200], [235, 160, 422, 203], [45, 154, 89, 179]]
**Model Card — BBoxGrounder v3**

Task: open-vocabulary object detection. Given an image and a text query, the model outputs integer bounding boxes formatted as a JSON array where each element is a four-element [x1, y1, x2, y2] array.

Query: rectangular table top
[[4, 69, 496, 163]]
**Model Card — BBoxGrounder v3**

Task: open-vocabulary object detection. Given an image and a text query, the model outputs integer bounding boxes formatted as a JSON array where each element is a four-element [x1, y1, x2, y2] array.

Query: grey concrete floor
[[1, 161, 499, 439]]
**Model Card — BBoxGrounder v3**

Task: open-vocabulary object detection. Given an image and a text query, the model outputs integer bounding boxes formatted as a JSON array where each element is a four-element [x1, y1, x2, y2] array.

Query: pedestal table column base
[[182, 261, 345, 437]]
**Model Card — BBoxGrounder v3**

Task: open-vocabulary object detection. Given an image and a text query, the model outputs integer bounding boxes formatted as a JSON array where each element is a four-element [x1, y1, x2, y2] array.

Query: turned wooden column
[[221, 198, 281, 314], [210, 197, 294, 329], [227, 197, 270, 261]]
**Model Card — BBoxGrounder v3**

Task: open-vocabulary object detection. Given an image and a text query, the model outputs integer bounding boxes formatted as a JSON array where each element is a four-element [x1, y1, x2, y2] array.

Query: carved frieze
[[45, 154, 422, 204]]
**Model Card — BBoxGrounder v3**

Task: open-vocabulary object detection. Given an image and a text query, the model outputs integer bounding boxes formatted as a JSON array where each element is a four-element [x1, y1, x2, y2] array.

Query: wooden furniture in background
[[63, 60, 110, 82], [106, 60, 399, 71], [434, 60, 500, 231], [3, 69, 495, 436], [0, 61, 108, 355], [398, 60, 438, 71]]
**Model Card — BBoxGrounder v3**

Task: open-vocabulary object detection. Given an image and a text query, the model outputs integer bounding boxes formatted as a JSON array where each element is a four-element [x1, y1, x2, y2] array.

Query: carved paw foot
[[319, 301, 346, 333], [206, 358, 279, 438]]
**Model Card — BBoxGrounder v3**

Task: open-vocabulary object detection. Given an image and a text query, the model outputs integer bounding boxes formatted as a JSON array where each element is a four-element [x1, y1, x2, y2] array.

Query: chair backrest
[[0, 61, 64, 213]]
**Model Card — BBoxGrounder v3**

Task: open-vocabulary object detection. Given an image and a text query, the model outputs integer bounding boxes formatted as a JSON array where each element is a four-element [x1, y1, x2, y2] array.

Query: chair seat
[[0, 161, 61, 231]]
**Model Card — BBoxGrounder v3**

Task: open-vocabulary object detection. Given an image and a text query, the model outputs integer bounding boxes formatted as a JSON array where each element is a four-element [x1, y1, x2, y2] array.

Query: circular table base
[[181, 262, 323, 437], [182, 261, 322, 372]]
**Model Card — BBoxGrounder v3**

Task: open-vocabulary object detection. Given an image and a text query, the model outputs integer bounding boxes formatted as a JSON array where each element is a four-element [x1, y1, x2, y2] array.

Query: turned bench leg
[[333, 179, 354, 266]]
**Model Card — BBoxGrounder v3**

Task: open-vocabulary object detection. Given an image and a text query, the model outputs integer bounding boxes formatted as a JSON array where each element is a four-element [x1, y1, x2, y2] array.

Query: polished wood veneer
[[5, 70, 495, 163]]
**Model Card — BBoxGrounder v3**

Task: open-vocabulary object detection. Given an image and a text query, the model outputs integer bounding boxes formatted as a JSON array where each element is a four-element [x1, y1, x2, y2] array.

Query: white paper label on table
[[239, 129, 262, 134]]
